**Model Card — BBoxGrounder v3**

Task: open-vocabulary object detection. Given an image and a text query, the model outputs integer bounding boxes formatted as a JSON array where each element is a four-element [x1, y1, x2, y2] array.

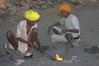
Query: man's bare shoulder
[[70, 14, 78, 19], [17, 20, 26, 26]]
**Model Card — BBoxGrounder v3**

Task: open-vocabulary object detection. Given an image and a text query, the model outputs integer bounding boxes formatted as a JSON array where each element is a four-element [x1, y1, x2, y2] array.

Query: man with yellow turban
[[6, 10, 42, 57], [47, 3, 80, 61]]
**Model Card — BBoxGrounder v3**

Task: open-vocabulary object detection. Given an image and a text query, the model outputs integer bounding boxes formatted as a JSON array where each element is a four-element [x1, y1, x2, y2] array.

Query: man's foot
[[70, 44, 74, 48], [42, 45, 50, 51], [84, 45, 99, 54], [34, 45, 50, 53], [67, 43, 74, 48], [35, 47, 45, 53], [72, 42, 79, 48], [24, 52, 33, 58]]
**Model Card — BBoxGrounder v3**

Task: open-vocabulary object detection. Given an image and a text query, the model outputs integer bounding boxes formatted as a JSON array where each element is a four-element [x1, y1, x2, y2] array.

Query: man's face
[[61, 11, 70, 17], [27, 19, 39, 25]]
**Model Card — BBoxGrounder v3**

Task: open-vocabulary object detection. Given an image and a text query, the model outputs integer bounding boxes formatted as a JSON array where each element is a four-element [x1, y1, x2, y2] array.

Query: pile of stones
[[0, 0, 99, 16]]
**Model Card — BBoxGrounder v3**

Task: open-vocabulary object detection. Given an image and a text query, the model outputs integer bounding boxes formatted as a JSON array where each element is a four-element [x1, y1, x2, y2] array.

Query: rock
[[0, 0, 5, 9], [0, 0, 99, 16], [77, 0, 98, 6], [0, 48, 17, 63], [89, 30, 93, 32]]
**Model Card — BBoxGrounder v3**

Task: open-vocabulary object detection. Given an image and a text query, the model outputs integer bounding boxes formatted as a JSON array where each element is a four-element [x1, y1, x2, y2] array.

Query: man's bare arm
[[62, 29, 79, 33], [47, 21, 61, 34], [16, 37, 29, 44], [35, 38, 41, 48]]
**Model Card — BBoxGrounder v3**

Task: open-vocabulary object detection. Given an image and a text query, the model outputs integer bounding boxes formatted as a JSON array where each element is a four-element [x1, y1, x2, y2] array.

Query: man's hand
[[47, 22, 61, 35], [62, 29, 79, 33], [62, 29, 68, 33], [17, 37, 29, 44], [27, 41, 34, 47], [26, 42, 33, 52]]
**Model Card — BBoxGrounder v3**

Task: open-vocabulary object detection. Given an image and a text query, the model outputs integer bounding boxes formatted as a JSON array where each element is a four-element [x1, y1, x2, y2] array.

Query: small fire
[[55, 53, 64, 61]]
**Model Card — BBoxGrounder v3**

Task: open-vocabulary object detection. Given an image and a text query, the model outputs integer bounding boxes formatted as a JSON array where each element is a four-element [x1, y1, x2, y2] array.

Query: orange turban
[[58, 3, 72, 13]]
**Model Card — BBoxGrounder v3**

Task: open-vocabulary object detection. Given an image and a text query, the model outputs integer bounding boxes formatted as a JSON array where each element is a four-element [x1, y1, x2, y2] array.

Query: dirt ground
[[0, 4, 99, 66]]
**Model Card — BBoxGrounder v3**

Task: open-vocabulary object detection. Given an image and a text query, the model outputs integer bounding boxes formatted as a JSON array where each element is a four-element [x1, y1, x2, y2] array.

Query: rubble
[[0, 42, 24, 63], [0, 48, 16, 63], [76, 0, 99, 6], [0, 0, 99, 16], [0, 0, 5, 9]]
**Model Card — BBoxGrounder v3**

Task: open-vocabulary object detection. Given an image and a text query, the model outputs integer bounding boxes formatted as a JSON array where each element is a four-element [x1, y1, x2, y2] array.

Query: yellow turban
[[24, 10, 40, 21], [58, 3, 72, 13]]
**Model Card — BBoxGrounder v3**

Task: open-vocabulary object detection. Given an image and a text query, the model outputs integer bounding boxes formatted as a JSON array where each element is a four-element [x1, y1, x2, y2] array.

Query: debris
[[0, 48, 16, 63], [0, 42, 24, 63], [0, 0, 5, 9], [84, 45, 99, 54], [15, 59, 25, 65], [89, 30, 93, 32], [77, 0, 98, 6], [71, 56, 80, 63], [0, 0, 99, 16]]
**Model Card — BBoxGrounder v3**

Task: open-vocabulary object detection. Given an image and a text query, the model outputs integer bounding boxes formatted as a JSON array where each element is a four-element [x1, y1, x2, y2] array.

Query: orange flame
[[55, 53, 64, 61]]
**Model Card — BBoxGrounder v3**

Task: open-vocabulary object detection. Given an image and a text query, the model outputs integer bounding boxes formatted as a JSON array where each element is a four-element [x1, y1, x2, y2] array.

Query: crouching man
[[6, 10, 42, 57], [47, 3, 80, 48]]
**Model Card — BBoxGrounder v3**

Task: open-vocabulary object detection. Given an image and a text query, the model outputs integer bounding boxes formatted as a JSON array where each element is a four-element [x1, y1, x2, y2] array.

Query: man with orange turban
[[47, 3, 80, 61], [6, 10, 42, 57]]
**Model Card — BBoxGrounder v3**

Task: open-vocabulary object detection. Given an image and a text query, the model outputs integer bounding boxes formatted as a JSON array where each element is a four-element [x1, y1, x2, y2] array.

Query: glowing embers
[[54, 53, 64, 61]]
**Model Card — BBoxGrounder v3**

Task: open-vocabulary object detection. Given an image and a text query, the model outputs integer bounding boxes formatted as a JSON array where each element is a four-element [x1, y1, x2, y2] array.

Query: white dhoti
[[9, 20, 38, 54], [51, 25, 80, 47], [9, 41, 28, 54], [51, 34, 67, 43], [51, 34, 80, 47]]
